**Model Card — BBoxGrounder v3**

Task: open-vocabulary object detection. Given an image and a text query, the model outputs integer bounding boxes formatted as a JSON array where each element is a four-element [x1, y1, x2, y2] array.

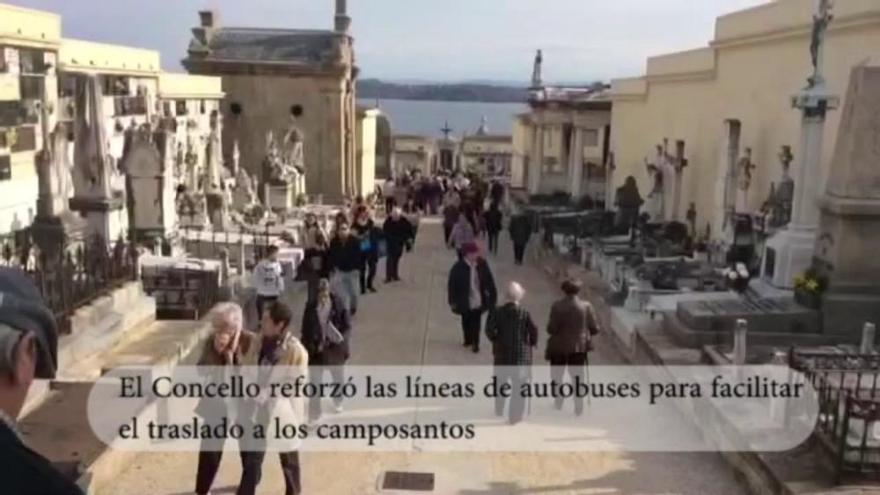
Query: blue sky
[[8, 0, 768, 83]]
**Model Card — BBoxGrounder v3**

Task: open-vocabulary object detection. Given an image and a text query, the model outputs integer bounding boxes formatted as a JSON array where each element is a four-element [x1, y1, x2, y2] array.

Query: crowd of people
[[0, 170, 602, 495]]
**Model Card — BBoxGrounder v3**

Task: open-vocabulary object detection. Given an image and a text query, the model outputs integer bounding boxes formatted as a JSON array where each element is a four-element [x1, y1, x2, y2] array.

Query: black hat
[[561, 279, 582, 296], [0, 268, 58, 379]]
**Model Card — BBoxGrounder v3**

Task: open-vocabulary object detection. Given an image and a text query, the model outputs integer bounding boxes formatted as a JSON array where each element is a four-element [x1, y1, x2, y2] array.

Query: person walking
[[508, 209, 533, 266], [545, 279, 601, 416], [485, 282, 537, 424], [239, 301, 309, 495], [327, 220, 362, 316], [382, 177, 396, 214], [299, 213, 329, 302], [447, 242, 497, 353], [352, 206, 380, 294], [252, 245, 284, 319], [448, 211, 477, 259], [483, 202, 503, 255], [0, 268, 85, 495], [301, 279, 352, 421], [383, 207, 413, 282], [442, 199, 459, 246], [194, 303, 257, 495]]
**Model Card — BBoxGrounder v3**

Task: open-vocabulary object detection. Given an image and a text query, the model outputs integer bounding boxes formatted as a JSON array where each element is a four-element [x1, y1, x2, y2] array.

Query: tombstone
[[715, 120, 741, 238], [814, 62, 880, 339], [70, 74, 128, 241], [125, 129, 178, 242]]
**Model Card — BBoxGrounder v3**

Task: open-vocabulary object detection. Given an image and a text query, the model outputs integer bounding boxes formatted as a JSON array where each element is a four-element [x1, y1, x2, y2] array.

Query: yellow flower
[[805, 279, 820, 292]]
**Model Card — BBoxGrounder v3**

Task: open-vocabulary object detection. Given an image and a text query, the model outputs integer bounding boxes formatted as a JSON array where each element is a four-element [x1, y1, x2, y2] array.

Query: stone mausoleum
[[183, 0, 359, 203]]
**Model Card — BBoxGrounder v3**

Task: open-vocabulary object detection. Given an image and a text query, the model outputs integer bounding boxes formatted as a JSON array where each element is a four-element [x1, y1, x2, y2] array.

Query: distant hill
[[358, 79, 529, 103]]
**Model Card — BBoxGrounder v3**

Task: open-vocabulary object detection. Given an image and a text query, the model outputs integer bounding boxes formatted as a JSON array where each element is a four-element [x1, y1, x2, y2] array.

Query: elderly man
[[0, 268, 84, 494], [546, 279, 602, 416], [485, 282, 537, 423]]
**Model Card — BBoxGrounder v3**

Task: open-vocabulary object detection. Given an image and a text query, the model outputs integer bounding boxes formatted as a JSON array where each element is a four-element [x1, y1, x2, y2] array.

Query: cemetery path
[[104, 218, 744, 495]]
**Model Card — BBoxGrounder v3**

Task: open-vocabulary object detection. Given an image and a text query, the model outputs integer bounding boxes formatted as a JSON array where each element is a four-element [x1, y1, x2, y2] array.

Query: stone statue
[[38, 122, 75, 217], [204, 111, 223, 193], [736, 147, 756, 211], [809, 0, 834, 86], [281, 116, 305, 172], [531, 50, 543, 88], [266, 128, 304, 186], [773, 145, 795, 227], [686, 202, 697, 238], [645, 150, 665, 222]]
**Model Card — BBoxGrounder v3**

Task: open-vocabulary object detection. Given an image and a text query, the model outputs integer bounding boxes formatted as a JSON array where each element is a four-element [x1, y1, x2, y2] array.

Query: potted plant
[[793, 269, 826, 309]]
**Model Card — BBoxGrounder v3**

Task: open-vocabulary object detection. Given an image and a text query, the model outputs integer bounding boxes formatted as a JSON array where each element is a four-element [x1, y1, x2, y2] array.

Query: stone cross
[[809, 0, 834, 88]]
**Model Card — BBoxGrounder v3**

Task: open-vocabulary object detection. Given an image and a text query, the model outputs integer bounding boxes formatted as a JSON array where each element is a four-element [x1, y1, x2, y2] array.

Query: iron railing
[[0, 231, 138, 334], [789, 349, 880, 483]]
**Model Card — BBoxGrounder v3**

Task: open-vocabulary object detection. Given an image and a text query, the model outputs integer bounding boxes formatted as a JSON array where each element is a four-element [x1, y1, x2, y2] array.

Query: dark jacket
[[383, 216, 413, 255], [301, 293, 352, 365], [447, 258, 497, 315], [508, 214, 532, 245], [0, 422, 84, 495], [443, 204, 460, 227], [490, 182, 505, 204], [328, 235, 362, 272], [484, 208, 503, 234], [546, 296, 601, 356], [486, 302, 538, 365]]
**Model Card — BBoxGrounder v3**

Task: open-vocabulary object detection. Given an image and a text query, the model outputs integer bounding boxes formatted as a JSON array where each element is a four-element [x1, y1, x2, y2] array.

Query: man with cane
[[545, 279, 601, 416]]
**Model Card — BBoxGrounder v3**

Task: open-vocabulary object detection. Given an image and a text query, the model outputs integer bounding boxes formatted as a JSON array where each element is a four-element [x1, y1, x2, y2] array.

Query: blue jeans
[[334, 270, 359, 313]]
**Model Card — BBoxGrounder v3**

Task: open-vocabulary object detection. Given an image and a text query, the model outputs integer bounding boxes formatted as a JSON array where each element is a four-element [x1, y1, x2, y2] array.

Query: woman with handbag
[[545, 279, 601, 416], [352, 206, 380, 294], [301, 278, 352, 421]]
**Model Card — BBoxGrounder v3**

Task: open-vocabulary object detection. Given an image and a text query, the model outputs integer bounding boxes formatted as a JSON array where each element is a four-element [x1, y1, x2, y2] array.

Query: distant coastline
[[358, 79, 529, 103]]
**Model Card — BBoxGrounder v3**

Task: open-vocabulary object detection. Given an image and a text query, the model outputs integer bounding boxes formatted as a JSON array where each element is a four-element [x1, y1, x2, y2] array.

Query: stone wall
[[219, 74, 351, 202], [610, 0, 880, 238]]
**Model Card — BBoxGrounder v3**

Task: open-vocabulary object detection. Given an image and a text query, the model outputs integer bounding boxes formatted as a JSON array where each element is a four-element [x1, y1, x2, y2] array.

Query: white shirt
[[467, 260, 482, 310], [253, 259, 284, 296]]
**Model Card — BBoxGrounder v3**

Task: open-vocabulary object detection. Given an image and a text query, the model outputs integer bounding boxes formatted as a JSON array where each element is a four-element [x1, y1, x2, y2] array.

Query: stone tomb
[[664, 297, 826, 348], [814, 62, 880, 338]]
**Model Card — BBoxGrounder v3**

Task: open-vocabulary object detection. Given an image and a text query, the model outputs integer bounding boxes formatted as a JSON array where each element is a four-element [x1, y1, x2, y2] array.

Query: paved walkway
[[105, 218, 744, 494]]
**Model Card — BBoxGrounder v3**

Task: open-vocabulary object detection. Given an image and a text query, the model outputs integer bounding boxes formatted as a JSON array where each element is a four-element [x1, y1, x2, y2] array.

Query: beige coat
[[242, 332, 310, 450]]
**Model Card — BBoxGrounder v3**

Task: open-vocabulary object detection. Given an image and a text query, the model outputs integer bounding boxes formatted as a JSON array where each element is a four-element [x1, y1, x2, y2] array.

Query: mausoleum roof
[[191, 27, 342, 67]]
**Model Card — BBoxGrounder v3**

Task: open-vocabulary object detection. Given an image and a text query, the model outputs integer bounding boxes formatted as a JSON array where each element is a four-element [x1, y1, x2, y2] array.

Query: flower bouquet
[[793, 269, 826, 309], [723, 262, 751, 293]]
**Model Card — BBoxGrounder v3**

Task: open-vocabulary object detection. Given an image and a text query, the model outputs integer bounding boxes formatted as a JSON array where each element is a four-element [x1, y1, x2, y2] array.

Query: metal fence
[[0, 231, 138, 334], [789, 349, 880, 483]]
